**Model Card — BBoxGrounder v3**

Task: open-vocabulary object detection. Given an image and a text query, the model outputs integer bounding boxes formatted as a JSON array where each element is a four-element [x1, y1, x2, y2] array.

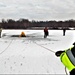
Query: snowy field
[[0, 29, 75, 74]]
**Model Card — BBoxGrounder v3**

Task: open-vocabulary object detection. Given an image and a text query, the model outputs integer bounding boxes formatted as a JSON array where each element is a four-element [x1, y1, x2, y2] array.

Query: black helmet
[[55, 51, 64, 57]]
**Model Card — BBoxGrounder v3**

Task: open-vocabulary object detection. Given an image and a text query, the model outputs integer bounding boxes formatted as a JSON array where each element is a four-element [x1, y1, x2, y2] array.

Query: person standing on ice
[[44, 27, 49, 38], [0, 28, 2, 38], [55, 42, 75, 75], [63, 29, 66, 36]]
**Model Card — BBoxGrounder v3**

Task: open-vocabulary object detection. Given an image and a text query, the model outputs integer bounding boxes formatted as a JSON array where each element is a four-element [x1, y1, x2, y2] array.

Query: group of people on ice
[[43, 27, 66, 38], [1, 27, 75, 75], [0, 27, 66, 38]]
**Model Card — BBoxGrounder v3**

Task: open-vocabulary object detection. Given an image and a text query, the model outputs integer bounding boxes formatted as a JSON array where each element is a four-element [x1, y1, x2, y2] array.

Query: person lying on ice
[[55, 42, 75, 75]]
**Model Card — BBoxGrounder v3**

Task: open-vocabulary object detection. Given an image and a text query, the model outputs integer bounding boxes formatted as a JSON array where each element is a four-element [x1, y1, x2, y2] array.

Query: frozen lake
[[0, 29, 75, 74]]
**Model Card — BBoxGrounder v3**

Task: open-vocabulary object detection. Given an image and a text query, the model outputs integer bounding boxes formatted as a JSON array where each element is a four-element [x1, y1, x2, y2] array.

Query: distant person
[[19, 31, 26, 37], [44, 27, 49, 38], [63, 29, 66, 36], [55, 42, 75, 75], [0, 28, 2, 38]]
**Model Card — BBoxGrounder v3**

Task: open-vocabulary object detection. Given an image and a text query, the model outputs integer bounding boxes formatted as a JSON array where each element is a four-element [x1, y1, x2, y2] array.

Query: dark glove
[[55, 51, 64, 57], [73, 42, 75, 46]]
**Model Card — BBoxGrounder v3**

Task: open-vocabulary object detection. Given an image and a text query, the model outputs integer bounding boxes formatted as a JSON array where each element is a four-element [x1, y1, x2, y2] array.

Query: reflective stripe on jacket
[[60, 47, 75, 71]]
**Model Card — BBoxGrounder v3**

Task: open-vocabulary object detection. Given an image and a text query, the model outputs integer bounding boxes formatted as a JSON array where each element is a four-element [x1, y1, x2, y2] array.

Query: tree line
[[0, 18, 75, 29]]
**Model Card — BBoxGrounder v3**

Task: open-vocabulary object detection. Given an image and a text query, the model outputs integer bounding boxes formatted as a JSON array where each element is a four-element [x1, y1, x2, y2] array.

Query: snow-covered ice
[[0, 29, 75, 74]]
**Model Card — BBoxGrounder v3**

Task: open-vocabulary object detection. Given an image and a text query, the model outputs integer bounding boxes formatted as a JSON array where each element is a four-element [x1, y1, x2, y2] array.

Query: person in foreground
[[55, 42, 75, 75]]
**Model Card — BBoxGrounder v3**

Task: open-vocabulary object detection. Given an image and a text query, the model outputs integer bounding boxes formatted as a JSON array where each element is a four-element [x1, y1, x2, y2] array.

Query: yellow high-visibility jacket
[[60, 47, 75, 71]]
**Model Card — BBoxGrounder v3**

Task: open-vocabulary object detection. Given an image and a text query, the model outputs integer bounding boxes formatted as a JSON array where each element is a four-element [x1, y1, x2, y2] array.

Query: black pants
[[44, 32, 49, 38], [63, 30, 66, 36]]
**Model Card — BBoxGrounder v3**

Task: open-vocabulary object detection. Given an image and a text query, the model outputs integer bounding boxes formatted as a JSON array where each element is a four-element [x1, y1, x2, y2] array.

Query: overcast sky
[[0, 0, 75, 21]]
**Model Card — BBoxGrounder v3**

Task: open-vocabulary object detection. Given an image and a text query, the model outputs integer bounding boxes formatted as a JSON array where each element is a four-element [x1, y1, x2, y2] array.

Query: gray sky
[[0, 0, 75, 21]]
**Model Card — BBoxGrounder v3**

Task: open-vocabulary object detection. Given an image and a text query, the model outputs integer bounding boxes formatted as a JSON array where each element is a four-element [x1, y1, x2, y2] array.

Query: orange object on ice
[[19, 31, 26, 37]]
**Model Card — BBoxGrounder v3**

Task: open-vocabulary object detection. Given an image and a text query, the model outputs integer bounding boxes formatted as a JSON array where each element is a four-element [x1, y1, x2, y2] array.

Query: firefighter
[[55, 42, 75, 75], [44, 27, 49, 38], [63, 29, 66, 36], [19, 31, 26, 37]]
